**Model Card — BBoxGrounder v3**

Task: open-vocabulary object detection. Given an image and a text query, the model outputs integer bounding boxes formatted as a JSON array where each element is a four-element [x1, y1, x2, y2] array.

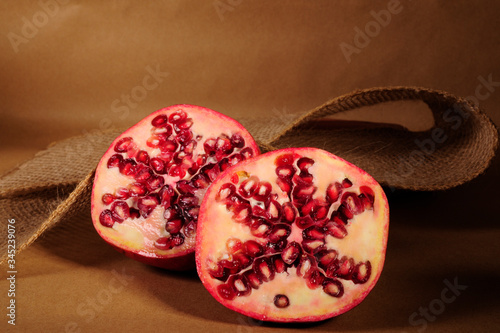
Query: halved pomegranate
[[196, 148, 389, 322], [91, 105, 260, 270]]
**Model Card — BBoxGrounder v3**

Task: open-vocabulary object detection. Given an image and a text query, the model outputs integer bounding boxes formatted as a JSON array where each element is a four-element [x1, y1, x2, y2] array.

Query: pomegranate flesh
[[196, 148, 389, 322], [91, 105, 260, 270]]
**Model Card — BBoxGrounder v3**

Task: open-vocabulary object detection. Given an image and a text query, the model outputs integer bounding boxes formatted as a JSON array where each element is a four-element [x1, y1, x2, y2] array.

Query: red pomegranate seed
[[296, 255, 316, 278], [273, 294, 290, 308], [137, 195, 160, 218], [191, 174, 210, 189], [115, 187, 130, 200], [268, 224, 291, 243], [134, 166, 153, 182], [176, 180, 197, 195], [177, 195, 199, 209], [230, 133, 245, 148], [145, 174, 165, 192], [303, 226, 325, 240], [174, 118, 193, 132], [292, 184, 317, 202], [302, 238, 325, 254], [183, 221, 197, 238], [335, 256, 355, 278], [307, 269, 326, 289], [232, 203, 252, 223], [250, 218, 272, 237], [217, 284, 236, 300], [149, 157, 167, 175], [202, 163, 220, 181], [158, 185, 175, 206], [168, 164, 186, 178], [272, 255, 287, 273], [275, 153, 295, 166], [165, 219, 183, 234], [266, 199, 282, 221], [281, 202, 296, 223], [129, 182, 147, 197], [331, 211, 348, 224], [252, 204, 266, 218], [352, 261, 372, 284], [242, 240, 264, 257], [207, 259, 227, 280], [253, 257, 275, 282], [159, 140, 178, 152], [243, 270, 263, 289], [151, 114, 169, 127], [226, 238, 242, 253], [240, 147, 254, 159], [276, 177, 292, 195], [119, 158, 137, 176], [146, 134, 166, 148], [203, 138, 217, 155], [216, 183, 236, 202], [342, 192, 364, 215], [275, 165, 296, 179], [181, 140, 197, 154], [297, 157, 314, 171], [326, 182, 342, 203], [315, 249, 338, 269], [168, 110, 187, 124], [107, 154, 123, 168], [164, 206, 181, 224], [342, 178, 353, 188], [323, 279, 344, 297], [175, 129, 193, 144], [359, 186, 375, 209], [239, 176, 259, 198], [281, 241, 301, 265], [101, 193, 115, 205], [228, 275, 251, 297], [99, 209, 114, 227], [295, 215, 314, 229], [111, 201, 130, 222], [154, 237, 172, 250], [337, 203, 354, 219], [252, 181, 271, 201], [114, 137, 133, 152], [324, 220, 348, 239]]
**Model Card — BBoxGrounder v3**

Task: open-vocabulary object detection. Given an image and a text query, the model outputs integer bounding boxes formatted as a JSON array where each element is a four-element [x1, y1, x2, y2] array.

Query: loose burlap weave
[[0, 86, 498, 265]]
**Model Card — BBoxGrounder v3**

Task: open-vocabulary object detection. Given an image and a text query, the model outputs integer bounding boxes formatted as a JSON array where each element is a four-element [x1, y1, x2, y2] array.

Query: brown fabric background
[[1, 1, 499, 332]]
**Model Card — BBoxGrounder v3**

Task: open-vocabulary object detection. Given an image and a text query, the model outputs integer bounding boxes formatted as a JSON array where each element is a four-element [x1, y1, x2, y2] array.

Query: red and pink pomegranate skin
[[196, 147, 389, 322], [91, 105, 260, 270]]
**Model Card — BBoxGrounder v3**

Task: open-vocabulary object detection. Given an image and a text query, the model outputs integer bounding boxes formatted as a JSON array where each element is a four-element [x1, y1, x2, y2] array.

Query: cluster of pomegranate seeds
[[98, 109, 255, 250], [209, 153, 375, 304]]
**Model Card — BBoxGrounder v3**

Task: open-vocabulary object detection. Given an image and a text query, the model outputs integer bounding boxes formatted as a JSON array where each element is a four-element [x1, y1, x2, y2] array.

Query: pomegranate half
[[91, 105, 260, 270], [196, 147, 389, 322]]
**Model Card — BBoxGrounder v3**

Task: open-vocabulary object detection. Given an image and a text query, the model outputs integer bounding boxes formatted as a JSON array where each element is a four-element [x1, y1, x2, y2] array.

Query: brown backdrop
[[1, 1, 499, 332]]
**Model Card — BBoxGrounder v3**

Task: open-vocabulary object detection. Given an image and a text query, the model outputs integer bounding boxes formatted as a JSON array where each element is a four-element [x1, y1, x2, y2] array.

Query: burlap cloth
[[0, 86, 497, 265]]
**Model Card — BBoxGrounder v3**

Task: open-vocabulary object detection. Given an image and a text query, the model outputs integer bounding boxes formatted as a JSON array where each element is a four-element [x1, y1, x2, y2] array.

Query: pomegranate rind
[[91, 104, 260, 270], [196, 147, 389, 322]]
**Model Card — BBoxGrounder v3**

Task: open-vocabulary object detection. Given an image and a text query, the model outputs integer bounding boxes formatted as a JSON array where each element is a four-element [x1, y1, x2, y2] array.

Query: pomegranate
[[91, 105, 260, 270], [196, 148, 389, 322]]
